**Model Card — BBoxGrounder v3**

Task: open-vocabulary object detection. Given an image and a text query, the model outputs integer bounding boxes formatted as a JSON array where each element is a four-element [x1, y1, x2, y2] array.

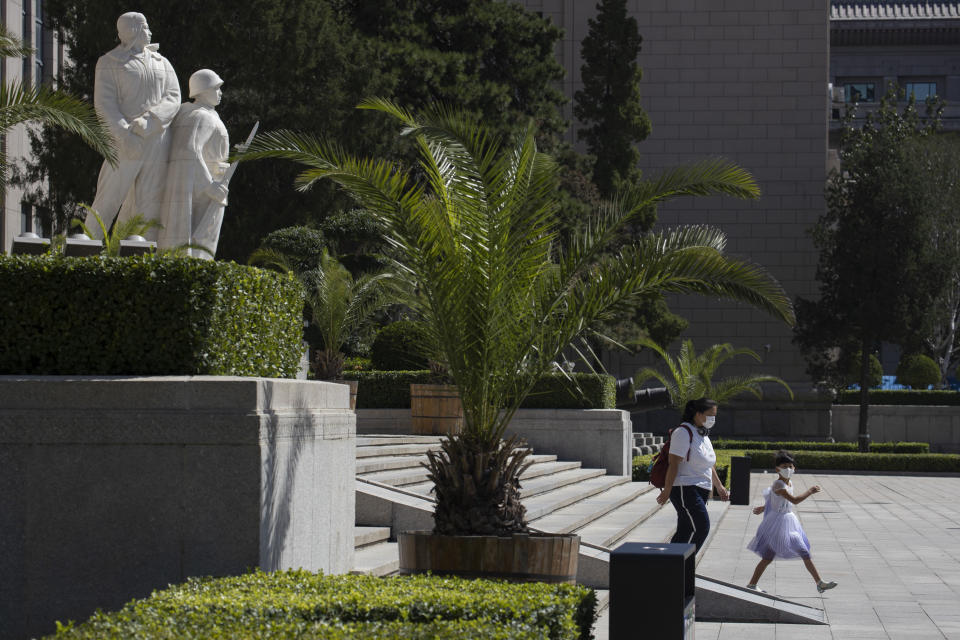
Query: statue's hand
[[131, 116, 149, 136], [122, 130, 144, 160], [204, 182, 228, 205]]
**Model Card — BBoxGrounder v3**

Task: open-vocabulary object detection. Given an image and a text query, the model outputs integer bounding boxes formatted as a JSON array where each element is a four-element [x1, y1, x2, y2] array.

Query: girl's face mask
[[778, 466, 794, 479]]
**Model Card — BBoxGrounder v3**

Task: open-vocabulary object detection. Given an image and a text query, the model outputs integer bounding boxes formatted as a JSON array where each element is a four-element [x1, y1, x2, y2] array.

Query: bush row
[[343, 371, 616, 409], [741, 450, 960, 473], [0, 255, 304, 377], [47, 571, 594, 640], [835, 390, 960, 405], [631, 451, 738, 488], [713, 440, 930, 454]]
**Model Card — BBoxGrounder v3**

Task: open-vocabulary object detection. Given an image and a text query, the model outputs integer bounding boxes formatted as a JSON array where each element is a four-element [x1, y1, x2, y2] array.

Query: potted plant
[[242, 99, 794, 582]]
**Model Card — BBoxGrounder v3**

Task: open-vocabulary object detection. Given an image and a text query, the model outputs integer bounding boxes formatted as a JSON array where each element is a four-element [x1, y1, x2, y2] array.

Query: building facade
[[1, 0, 65, 254]]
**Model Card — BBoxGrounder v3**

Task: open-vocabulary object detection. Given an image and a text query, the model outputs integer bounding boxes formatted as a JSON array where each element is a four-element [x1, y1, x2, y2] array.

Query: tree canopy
[[794, 90, 949, 449]]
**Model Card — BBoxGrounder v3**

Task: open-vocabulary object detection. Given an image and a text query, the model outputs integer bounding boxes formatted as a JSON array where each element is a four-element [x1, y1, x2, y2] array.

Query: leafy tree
[[909, 134, 960, 382], [242, 99, 793, 537], [794, 89, 949, 450], [633, 338, 792, 412], [573, 0, 651, 197]]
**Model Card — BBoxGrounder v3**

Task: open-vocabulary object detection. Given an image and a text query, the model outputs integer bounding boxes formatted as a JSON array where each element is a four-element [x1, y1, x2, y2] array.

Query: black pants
[[669, 485, 711, 552]]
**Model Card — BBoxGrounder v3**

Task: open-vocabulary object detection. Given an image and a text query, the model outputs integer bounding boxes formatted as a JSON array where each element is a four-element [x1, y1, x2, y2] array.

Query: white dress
[[747, 479, 811, 560]]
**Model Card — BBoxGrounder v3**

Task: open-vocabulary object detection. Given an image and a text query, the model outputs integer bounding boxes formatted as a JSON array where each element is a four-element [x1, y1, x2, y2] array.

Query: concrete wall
[[630, 397, 833, 441], [0, 376, 356, 640], [832, 405, 960, 453], [357, 408, 633, 476]]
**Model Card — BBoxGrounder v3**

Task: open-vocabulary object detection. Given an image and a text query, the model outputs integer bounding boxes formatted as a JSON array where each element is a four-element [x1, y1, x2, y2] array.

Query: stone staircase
[[352, 434, 727, 583], [631, 431, 665, 457]]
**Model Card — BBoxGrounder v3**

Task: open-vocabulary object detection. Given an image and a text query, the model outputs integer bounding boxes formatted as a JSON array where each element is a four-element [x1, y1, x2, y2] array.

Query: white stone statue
[[87, 12, 180, 239], [157, 69, 230, 258]]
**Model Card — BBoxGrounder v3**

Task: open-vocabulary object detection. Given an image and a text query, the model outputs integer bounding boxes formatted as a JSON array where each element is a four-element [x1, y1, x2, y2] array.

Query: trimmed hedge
[[632, 450, 741, 488], [344, 371, 616, 409], [0, 255, 304, 377], [836, 390, 960, 405], [47, 570, 595, 640], [519, 373, 617, 409], [343, 370, 435, 408], [743, 450, 960, 473], [713, 440, 930, 454]]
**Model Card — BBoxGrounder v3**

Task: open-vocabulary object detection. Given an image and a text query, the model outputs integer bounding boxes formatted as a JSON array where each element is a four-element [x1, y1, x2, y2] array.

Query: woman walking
[[655, 397, 729, 552]]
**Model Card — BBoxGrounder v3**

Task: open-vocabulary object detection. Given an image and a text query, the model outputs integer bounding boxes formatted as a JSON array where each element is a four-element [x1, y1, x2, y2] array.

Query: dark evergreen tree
[[573, 0, 651, 197]]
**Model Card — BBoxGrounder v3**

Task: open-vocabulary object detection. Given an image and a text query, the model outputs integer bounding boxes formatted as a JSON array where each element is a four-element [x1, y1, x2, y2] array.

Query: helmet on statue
[[189, 69, 224, 99]]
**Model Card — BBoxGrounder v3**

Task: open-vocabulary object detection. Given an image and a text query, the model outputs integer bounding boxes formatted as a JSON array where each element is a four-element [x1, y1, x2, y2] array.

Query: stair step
[[351, 541, 399, 576], [520, 467, 608, 499], [573, 487, 664, 548], [357, 435, 444, 446], [523, 475, 629, 521], [356, 443, 442, 458], [356, 455, 431, 474], [360, 466, 430, 487], [354, 526, 391, 548], [522, 458, 579, 479], [530, 482, 656, 536]]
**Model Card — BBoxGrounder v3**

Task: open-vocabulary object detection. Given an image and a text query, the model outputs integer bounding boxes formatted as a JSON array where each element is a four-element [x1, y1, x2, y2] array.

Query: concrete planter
[[397, 530, 579, 583]]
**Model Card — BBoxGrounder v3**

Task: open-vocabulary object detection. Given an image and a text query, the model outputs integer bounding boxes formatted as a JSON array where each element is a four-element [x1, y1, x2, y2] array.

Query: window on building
[[904, 81, 938, 101], [34, 0, 44, 86], [21, 4, 30, 85], [20, 203, 33, 235], [844, 82, 876, 103]]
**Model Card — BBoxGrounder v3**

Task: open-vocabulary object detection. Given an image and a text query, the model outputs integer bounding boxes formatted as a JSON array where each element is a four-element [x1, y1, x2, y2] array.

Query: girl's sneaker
[[746, 584, 767, 593], [817, 580, 837, 593]]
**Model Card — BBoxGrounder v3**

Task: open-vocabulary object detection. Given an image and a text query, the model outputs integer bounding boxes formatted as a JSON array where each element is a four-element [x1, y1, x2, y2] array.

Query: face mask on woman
[[703, 415, 716, 430]]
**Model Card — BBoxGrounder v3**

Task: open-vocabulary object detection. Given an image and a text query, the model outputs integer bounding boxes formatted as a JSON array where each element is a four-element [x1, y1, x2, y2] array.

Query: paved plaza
[[600, 471, 960, 639]]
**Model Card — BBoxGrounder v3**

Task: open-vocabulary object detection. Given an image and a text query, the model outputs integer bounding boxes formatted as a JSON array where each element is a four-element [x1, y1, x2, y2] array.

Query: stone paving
[[598, 471, 960, 639]]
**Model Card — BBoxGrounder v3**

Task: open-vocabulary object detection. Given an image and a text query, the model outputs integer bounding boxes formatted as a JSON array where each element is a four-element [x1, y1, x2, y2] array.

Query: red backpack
[[648, 424, 693, 489]]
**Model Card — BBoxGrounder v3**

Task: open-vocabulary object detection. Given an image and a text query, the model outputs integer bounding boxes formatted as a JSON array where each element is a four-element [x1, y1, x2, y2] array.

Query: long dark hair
[[682, 397, 718, 423]]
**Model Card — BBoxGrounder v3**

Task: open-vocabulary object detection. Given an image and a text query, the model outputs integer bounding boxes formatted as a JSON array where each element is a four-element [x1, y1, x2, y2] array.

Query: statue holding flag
[[158, 69, 257, 259]]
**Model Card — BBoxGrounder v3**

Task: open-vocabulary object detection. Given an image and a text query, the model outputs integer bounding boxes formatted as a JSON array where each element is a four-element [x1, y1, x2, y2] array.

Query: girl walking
[[746, 450, 837, 594]]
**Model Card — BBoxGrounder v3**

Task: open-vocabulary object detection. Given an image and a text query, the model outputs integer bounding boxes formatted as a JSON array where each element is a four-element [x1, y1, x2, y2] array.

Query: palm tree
[[71, 204, 160, 257], [250, 247, 399, 380], [0, 26, 115, 182], [632, 337, 793, 411], [240, 98, 794, 536]]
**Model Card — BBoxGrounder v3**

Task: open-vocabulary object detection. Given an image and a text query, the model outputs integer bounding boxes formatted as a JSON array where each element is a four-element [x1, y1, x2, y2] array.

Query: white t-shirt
[[669, 422, 716, 490]]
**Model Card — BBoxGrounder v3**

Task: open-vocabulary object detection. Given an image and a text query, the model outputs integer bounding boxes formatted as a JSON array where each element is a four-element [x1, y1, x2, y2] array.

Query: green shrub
[[0, 255, 303, 377], [895, 353, 941, 389], [370, 321, 431, 371], [713, 439, 929, 454], [743, 450, 960, 472], [344, 356, 373, 372], [343, 370, 434, 408], [47, 571, 594, 640], [868, 441, 930, 454], [713, 439, 857, 452], [519, 373, 616, 409], [257, 225, 327, 273], [835, 390, 960, 405], [845, 351, 883, 388]]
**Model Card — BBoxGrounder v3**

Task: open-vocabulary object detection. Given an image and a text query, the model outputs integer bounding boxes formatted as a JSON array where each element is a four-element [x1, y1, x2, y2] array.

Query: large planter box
[[0, 376, 355, 640]]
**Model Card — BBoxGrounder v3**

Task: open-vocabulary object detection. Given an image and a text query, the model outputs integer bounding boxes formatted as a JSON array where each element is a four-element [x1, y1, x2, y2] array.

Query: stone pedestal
[[0, 376, 355, 640]]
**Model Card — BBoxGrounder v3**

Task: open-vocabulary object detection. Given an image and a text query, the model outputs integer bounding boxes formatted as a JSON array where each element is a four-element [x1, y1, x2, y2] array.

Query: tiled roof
[[831, 2, 960, 20]]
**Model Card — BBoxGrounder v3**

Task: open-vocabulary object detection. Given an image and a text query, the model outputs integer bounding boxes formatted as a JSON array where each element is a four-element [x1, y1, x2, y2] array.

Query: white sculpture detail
[[87, 12, 180, 239], [158, 69, 230, 259]]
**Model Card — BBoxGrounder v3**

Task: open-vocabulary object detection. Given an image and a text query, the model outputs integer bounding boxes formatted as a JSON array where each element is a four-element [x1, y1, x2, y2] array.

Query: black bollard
[[610, 542, 695, 639], [730, 455, 751, 506]]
